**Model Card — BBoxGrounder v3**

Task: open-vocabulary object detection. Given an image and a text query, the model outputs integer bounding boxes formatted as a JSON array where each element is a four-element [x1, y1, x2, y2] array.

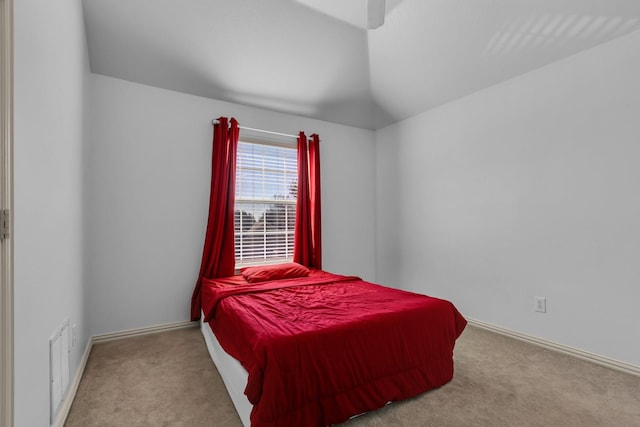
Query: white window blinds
[[234, 140, 298, 267]]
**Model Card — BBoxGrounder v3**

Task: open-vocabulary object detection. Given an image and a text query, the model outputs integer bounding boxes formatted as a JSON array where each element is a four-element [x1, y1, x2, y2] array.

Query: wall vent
[[49, 319, 70, 423]]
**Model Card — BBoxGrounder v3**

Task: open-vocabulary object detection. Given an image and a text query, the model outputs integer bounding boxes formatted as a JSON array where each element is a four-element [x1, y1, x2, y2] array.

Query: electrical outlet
[[534, 297, 546, 313], [71, 323, 77, 348]]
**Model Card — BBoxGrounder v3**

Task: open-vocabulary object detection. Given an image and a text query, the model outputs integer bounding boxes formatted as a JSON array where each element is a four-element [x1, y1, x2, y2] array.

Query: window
[[234, 139, 298, 267]]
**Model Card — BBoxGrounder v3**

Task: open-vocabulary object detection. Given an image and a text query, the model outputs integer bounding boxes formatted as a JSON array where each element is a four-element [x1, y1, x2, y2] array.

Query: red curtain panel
[[294, 132, 313, 267], [309, 134, 322, 269], [294, 132, 322, 269], [191, 117, 239, 321]]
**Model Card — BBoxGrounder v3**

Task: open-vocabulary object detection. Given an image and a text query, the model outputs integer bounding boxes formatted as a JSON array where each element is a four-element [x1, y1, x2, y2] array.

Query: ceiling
[[82, 0, 640, 130]]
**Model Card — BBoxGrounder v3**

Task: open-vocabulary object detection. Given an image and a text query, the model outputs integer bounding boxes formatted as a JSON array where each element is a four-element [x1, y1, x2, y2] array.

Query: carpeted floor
[[64, 325, 640, 427]]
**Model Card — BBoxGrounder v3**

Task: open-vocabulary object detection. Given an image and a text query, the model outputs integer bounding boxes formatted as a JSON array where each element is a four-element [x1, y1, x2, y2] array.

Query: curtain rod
[[211, 119, 298, 139]]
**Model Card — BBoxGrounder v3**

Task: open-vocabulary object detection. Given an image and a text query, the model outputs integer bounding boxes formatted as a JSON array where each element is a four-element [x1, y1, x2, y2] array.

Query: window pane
[[235, 141, 297, 267]]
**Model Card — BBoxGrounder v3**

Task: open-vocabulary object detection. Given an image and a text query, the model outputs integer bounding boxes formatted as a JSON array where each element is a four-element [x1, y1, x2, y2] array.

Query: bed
[[199, 264, 467, 427]]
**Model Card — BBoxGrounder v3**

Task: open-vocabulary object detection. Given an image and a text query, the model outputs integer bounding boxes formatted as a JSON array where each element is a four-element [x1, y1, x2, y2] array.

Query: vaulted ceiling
[[82, 0, 640, 130]]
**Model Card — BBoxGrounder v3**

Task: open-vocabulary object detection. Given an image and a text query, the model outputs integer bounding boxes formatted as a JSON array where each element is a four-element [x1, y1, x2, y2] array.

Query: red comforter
[[201, 271, 466, 427]]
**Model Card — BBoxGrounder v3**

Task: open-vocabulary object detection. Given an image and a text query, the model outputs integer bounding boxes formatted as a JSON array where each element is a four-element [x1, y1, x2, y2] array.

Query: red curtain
[[294, 132, 322, 269], [190, 117, 239, 321], [308, 134, 322, 269], [294, 132, 312, 266]]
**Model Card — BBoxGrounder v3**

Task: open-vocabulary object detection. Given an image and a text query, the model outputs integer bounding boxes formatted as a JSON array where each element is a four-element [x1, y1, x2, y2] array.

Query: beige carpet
[[64, 325, 640, 427]]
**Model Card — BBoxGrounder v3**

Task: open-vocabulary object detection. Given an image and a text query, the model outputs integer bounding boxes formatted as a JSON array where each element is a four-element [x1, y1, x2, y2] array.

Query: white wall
[[86, 75, 376, 336], [376, 30, 640, 366], [13, 0, 89, 425]]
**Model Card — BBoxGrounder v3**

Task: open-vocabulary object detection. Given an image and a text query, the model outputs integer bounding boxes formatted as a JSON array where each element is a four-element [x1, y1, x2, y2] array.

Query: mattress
[[200, 314, 251, 427]]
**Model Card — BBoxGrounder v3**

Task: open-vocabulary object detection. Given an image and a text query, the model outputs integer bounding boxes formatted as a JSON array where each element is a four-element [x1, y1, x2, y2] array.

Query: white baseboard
[[467, 318, 640, 377], [92, 320, 196, 344], [53, 320, 197, 427]]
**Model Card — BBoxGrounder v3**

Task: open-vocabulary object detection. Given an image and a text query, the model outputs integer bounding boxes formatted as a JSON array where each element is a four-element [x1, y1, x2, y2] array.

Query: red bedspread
[[201, 270, 466, 427]]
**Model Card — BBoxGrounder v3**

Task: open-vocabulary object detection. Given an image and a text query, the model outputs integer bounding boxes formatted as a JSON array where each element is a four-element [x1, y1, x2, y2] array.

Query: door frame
[[0, 0, 14, 426]]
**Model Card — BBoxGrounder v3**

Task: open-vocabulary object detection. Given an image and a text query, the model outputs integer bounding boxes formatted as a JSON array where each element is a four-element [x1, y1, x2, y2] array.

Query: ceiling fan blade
[[367, 0, 385, 29]]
